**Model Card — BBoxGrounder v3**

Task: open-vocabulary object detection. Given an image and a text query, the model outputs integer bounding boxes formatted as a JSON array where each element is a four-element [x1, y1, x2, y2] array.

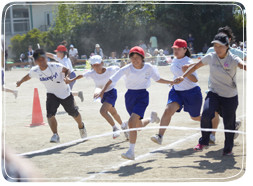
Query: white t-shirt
[[170, 56, 199, 91], [110, 63, 161, 90], [29, 62, 71, 99], [201, 51, 241, 98], [83, 66, 120, 92], [69, 48, 78, 57], [53, 55, 74, 72]]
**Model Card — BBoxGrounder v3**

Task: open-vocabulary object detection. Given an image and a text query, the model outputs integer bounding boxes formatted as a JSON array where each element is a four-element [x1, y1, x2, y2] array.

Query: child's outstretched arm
[[16, 74, 31, 87]]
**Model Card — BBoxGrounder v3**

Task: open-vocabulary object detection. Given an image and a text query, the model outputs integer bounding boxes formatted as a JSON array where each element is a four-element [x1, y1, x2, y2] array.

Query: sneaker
[[121, 149, 135, 160], [209, 133, 216, 145], [150, 111, 160, 123], [79, 123, 87, 139], [234, 120, 242, 139], [50, 133, 60, 143], [121, 122, 129, 140], [13, 90, 18, 99], [223, 151, 233, 156], [151, 134, 163, 145], [194, 143, 208, 151], [113, 127, 120, 139], [78, 91, 84, 102]]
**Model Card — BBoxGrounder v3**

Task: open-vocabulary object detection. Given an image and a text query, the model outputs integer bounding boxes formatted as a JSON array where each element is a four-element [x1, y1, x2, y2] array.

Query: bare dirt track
[[2, 60, 246, 182]]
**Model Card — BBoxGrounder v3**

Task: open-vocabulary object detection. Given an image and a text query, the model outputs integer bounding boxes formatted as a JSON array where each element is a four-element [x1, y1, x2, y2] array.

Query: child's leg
[[100, 102, 116, 127], [109, 106, 123, 125], [47, 116, 58, 134], [191, 116, 201, 121], [72, 113, 84, 129], [158, 102, 180, 137], [211, 112, 220, 135], [128, 113, 141, 144]]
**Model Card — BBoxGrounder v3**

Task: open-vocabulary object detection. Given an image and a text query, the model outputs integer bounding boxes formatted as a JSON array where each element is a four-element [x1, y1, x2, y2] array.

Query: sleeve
[[28, 68, 36, 78], [83, 71, 92, 79], [110, 65, 128, 83], [201, 53, 212, 65], [150, 65, 161, 81], [53, 55, 60, 62], [233, 55, 243, 65]]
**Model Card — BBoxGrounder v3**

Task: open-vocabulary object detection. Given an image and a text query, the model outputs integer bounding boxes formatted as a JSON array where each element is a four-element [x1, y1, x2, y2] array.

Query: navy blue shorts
[[125, 89, 149, 119], [167, 86, 202, 117], [69, 71, 76, 90], [101, 88, 117, 107]]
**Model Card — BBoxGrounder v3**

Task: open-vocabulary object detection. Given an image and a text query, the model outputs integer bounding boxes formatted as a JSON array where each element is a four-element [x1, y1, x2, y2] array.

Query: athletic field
[[2, 59, 246, 182]]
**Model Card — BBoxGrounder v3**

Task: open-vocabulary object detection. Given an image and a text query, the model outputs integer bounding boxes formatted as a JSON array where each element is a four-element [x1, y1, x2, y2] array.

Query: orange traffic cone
[[27, 88, 46, 127]]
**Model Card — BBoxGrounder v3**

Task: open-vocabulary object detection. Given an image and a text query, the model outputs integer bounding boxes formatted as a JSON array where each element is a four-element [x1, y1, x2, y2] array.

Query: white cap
[[70, 44, 74, 48], [89, 55, 102, 65], [95, 44, 100, 48]]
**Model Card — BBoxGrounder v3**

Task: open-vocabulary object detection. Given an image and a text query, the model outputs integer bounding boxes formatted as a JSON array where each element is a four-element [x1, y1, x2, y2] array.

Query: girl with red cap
[[46, 45, 84, 102], [151, 39, 203, 145], [96, 46, 175, 160]]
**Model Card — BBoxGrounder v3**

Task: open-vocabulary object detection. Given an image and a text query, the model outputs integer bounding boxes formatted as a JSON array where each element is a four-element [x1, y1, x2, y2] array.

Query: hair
[[184, 48, 191, 57], [129, 52, 145, 62], [217, 26, 235, 44], [33, 48, 45, 60]]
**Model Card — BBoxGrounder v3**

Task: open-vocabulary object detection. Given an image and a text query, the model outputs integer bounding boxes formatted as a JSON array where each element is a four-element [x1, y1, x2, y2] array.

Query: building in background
[[2, 4, 56, 46]]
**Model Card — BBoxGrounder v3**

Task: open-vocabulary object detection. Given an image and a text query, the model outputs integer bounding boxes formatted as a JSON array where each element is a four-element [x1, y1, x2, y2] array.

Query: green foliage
[[9, 3, 245, 61]]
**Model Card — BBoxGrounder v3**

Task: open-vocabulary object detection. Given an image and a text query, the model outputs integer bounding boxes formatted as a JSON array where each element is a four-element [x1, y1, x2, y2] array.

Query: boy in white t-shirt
[[96, 46, 176, 160], [65, 55, 129, 140], [16, 49, 87, 143]]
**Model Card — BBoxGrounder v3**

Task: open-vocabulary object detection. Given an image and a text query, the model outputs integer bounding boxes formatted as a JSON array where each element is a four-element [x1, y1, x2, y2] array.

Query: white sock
[[112, 125, 117, 130], [129, 143, 135, 152], [121, 122, 126, 128]]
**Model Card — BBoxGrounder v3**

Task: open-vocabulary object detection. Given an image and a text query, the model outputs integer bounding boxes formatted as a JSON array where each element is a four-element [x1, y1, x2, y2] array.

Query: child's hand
[[174, 76, 184, 84], [94, 91, 104, 99], [182, 64, 190, 72], [64, 77, 71, 84]]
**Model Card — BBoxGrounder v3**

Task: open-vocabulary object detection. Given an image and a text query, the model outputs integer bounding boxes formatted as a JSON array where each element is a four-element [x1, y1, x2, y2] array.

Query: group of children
[[16, 26, 246, 160]]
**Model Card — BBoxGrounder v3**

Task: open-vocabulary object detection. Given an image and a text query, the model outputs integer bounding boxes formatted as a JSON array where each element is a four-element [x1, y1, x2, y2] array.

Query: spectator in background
[[202, 43, 209, 54], [69, 44, 79, 66], [139, 40, 147, 51], [94, 44, 104, 58], [122, 46, 130, 55], [27, 45, 34, 66], [60, 40, 68, 52], [163, 47, 169, 55], [188, 43, 195, 55], [187, 33, 195, 46], [149, 36, 158, 55]]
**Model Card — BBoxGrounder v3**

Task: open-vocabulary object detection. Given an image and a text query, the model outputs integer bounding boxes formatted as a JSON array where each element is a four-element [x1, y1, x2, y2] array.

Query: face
[[35, 57, 47, 68], [56, 51, 64, 59], [173, 47, 187, 59], [213, 43, 229, 58], [92, 63, 103, 72], [130, 53, 143, 69]]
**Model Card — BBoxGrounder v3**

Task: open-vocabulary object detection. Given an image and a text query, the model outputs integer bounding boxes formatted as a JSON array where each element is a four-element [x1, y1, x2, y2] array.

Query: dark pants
[[199, 91, 238, 153]]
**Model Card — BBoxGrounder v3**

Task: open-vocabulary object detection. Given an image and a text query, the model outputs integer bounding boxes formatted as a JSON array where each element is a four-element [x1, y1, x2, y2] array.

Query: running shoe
[[121, 149, 135, 160], [50, 133, 60, 143], [150, 111, 160, 123], [79, 123, 87, 139], [194, 143, 208, 151], [113, 127, 120, 139], [78, 91, 84, 102], [151, 134, 163, 145], [121, 122, 129, 140], [234, 120, 242, 139], [209, 133, 216, 145], [223, 151, 233, 156]]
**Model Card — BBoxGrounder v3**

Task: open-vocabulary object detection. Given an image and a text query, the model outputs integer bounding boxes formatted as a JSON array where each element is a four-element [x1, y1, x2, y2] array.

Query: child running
[[175, 33, 246, 156], [96, 46, 175, 160], [46, 45, 84, 102], [16, 49, 87, 143], [65, 55, 129, 140], [150, 39, 203, 145]]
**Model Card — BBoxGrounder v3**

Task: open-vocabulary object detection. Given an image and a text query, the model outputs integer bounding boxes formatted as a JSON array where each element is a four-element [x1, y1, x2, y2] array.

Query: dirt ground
[[2, 59, 246, 182]]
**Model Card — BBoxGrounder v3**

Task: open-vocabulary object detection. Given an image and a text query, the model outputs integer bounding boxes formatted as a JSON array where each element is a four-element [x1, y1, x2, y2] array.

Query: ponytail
[[185, 48, 191, 57]]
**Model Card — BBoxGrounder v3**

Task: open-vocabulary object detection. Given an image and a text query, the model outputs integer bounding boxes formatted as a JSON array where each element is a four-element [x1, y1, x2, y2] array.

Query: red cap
[[129, 46, 145, 58], [172, 39, 187, 48], [54, 45, 67, 52]]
